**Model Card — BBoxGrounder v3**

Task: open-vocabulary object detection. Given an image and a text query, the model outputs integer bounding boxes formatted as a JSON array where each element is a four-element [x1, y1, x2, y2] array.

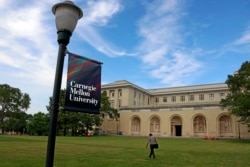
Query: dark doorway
[[175, 125, 182, 136]]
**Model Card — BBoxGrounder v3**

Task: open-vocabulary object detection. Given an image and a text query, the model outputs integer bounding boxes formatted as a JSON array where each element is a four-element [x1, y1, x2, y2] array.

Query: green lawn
[[0, 135, 249, 167]]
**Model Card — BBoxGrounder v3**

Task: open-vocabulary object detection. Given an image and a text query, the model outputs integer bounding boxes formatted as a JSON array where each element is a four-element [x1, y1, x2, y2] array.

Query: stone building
[[101, 80, 250, 138]]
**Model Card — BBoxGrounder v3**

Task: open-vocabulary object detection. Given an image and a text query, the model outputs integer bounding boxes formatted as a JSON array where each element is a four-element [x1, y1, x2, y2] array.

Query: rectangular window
[[118, 99, 122, 107], [143, 94, 145, 105], [180, 95, 185, 102], [110, 100, 115, 108], [163, 97, 167, 103], [110, 90, 115, 98], [119, 90, 122, 97], [220, 93, 225, 99], [171, 96, 176, 102], [155, 97, 159, 104], [139, 93, 141, 106], [199, 94, 204, 101], [209, 93, 214, 101], [189, 95, 195, 101]]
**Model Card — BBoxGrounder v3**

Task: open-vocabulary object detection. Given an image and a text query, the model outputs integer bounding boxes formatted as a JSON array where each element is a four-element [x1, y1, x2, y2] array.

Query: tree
[[26, 112, 49, 136], [21, 93, 31, 112], [3, 111, 28, 134], [220, 61, 250, 128], [100, 91, 120, 134], [0, 84, 31, 134], [101, 91, 119, 120], [46, 89, 103, 136]]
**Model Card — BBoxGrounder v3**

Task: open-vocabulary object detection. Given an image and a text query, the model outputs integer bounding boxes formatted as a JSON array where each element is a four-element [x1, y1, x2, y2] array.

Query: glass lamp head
[[52, 0, 83, 33]]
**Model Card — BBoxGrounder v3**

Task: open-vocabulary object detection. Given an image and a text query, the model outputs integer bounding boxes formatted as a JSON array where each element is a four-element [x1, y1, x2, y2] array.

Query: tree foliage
[[26, 112, 49, 136], [220, 61, 250, 127], [0, 84, 31, 134], [101, 91, 119, 120], [46, 89, 118, 136]]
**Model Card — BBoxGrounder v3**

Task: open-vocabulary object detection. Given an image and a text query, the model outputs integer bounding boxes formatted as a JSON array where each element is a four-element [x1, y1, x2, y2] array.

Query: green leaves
[[0, 84, 31, 134], [221, 61, 250, 126], [100, 91, 120, 120]]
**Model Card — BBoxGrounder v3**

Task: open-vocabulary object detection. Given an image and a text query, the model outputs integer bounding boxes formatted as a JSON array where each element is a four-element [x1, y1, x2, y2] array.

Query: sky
[[0, 0, 250, 114]]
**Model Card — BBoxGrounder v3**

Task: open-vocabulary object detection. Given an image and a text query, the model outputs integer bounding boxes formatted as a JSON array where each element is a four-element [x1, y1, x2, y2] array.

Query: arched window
[[150, 117, 160, 133], [131, 117, 140, 134], [219, 115, 232, 133], [193, 115, 206, 133]]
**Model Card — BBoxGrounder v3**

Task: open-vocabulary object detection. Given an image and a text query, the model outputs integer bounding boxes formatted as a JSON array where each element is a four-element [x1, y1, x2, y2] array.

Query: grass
[[0, 135, 250, 167]]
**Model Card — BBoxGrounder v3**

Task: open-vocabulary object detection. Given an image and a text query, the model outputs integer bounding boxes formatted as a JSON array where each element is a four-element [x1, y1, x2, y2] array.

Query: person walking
[[146, 133, 157, 159]]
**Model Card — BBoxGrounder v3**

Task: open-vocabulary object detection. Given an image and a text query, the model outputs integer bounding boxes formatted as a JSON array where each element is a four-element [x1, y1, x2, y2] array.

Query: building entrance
[[171, 116, 182, 136], [175, 125, 182, 136]]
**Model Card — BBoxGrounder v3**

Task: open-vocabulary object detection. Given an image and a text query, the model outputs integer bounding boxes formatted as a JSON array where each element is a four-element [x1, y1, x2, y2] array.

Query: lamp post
[[46, 1, 83, 167]]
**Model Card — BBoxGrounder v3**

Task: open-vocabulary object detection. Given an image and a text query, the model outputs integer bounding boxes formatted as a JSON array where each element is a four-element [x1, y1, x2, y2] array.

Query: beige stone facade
[[101, 80, 250, 139]]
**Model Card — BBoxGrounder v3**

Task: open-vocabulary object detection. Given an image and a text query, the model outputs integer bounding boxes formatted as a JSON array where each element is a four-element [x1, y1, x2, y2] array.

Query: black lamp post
[[46, 1, 83, 167]]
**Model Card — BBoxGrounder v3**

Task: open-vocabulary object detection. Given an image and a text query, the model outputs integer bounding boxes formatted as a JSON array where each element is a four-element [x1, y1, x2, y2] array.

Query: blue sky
[[0, 0, 249, 114]]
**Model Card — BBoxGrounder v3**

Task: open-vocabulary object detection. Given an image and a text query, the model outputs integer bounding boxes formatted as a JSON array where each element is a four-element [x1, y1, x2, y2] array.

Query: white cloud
[[234, 27, 250, 45], [0, 0, 132, 114], [0, 1, 57, 86], [84, 0, 123, 26], [216, 26, 250, 57], [136, 0, 202, 86], [77, 0, 137, 57], [1, 0, 247, 114], [77, 24, 136, 57], [142, 45, 169, 66], [75, 0, 204, 86], [0, 0, 59, 113], [149, 51, 202, 86]]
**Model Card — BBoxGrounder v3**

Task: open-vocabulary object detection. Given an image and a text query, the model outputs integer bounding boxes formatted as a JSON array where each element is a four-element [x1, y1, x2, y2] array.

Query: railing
[[119, 101, 221, 110]]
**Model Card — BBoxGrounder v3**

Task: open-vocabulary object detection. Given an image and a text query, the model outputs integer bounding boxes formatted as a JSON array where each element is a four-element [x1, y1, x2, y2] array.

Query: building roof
[[102, 80, 133, 87], [148, 83, 228, 95], [102, 80, 150, 93], [102, 80, 228, 95]]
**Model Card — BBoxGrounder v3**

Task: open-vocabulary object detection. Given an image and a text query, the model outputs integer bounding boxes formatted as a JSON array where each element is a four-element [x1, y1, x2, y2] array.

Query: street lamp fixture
[[46, 1, 83, 167], [52, 0, 83, 45]]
